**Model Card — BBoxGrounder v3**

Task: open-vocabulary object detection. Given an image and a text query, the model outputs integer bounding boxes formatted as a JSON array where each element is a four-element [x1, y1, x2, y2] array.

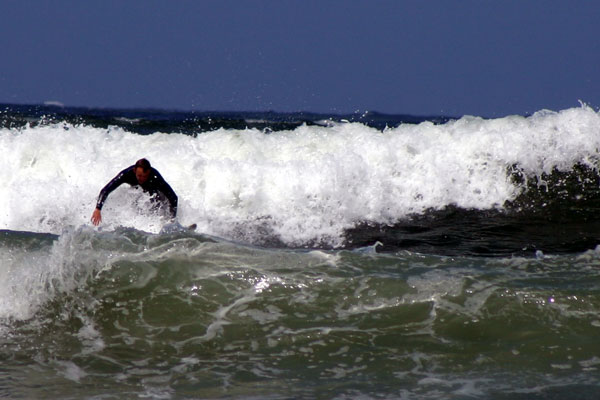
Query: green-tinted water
[[1, 228, 599, 398]]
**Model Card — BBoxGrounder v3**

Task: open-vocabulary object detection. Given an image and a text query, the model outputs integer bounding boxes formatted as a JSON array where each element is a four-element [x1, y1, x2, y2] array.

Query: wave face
[[1, 104, 600, 252]]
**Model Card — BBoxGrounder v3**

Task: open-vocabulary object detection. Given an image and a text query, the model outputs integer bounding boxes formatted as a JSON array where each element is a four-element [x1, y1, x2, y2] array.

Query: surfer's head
[[134, 158, 151, 184]]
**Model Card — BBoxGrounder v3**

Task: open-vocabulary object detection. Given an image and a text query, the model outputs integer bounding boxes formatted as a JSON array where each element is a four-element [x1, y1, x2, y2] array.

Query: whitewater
[[2, 105, 599, 247]]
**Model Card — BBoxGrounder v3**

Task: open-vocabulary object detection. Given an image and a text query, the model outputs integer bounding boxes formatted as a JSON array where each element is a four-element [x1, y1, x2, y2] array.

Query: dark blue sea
[[1, 103, 600, 399]]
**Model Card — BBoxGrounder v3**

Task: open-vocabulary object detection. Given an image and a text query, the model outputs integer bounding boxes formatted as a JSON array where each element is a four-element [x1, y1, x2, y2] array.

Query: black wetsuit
[[96, 166, 178, 218]]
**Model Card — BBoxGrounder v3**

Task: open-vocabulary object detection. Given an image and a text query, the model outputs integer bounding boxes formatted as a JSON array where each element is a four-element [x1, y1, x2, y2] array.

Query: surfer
[[91, 158, 178, 226]]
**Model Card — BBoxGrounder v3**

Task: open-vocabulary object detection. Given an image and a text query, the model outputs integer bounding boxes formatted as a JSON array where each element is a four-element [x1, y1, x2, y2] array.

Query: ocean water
[[1, 103, 600, 399]]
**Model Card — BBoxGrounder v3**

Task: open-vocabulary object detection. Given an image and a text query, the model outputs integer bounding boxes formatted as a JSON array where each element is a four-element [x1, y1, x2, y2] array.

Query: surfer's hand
[[91, 208, 102, 226]]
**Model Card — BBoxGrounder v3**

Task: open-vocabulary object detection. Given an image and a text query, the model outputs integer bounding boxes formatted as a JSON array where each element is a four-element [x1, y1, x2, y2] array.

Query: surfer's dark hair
[[135, 158, 151, 171]]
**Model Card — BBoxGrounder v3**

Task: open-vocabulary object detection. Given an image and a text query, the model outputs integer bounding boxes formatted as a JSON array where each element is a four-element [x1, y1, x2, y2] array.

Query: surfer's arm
[[160, 180, 178, 219], [91, 167, 131, 225], [167, 190, 178, 219], [153, 170, 178, 219], [96, 169, 130, 210]]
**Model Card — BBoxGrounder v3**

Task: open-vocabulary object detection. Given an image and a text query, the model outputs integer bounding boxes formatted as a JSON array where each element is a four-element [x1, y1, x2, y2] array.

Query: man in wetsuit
[[91, 158, 178, 226]]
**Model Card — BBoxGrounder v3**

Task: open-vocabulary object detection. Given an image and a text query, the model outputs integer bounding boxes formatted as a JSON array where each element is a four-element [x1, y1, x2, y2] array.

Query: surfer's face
[[135, 167, 151, 184]]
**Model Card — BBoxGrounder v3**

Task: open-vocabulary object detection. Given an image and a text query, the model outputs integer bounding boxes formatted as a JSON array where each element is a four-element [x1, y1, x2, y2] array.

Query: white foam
[[1, 105, 599, 246]]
